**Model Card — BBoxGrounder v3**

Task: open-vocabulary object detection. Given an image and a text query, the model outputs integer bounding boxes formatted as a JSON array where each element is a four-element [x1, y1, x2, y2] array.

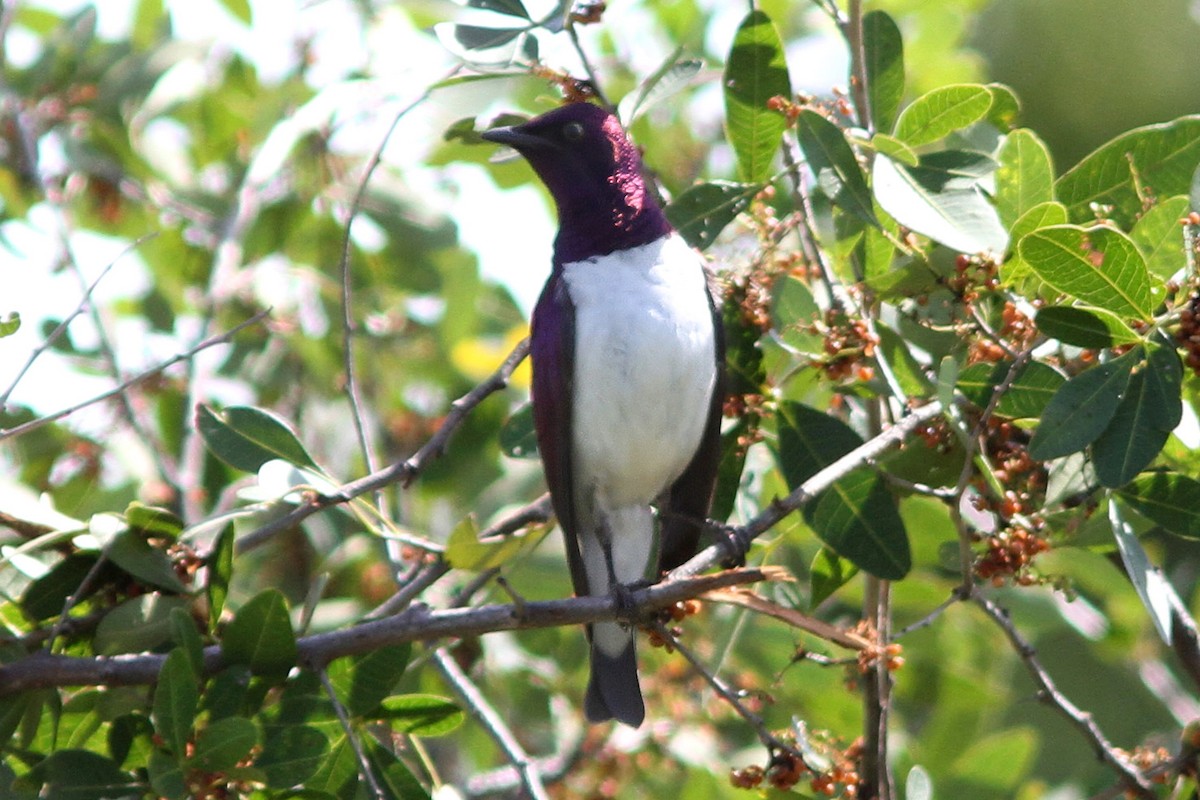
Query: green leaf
[[893, 84, 994, 148], [498, 403, 538, 459], [876, 323, 931, 395], [95, 594, 190, 655], [1056, 115, 1200, 227], [169, 606, 205, 679], [1130, 195, 1190, 280], [956, 360, 1066, 419], [327, 644, 412, 718], [1109, 500, 1174, 642], [148, 747, 187, 799], [305, 733, 360, 798], [774, 401, 864, 487], [444, 513, 533, 572], [25, 750, 137, 800], [1028, 348, 1139, 461], [666, 180, 759, 251], [872, 153, 1008, 254], [153, 649, 198, 758], [862, 10, 904, 134], [711, 417, 751, 523], [108, 530, 188, 593], [0, 311, 19, 338], [796, 109, 877, 225], [217, 0, 252, 24], [471, 0, 530, 17], [257, 724, 328, 787], [1092, 369, 1170, 488], [1018, 225, 1156, 319], [999, 201, 1069, 289], [994, 129, 1054, 228], [1034, 306, 1140, 348], [1119, 472, 1200, 539], [125, 502, 184, 540], [222, 589, 297, 678], [132, 0, 166, 48], [367, 741, 432, 800], [810, 548, 858, 608], [618, 49, 703, 125], [192, 716, 258, 772], [21, 553, 101, 621], [804, 468, 910, 580], [723, 10, 792, 182], [207, 524, 234, 631], [379, 694, 465, 736], [196, 404, 318, 472], [948, 727, 1037, 792], [871, 133, 918, 167]]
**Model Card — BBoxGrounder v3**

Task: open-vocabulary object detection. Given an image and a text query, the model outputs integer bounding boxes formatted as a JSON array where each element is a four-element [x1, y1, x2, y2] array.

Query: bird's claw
[[717, 524, 750, 568]]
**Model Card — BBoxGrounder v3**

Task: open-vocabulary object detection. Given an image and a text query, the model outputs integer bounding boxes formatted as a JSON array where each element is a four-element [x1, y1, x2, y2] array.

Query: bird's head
[[482, 102, 670, 262]]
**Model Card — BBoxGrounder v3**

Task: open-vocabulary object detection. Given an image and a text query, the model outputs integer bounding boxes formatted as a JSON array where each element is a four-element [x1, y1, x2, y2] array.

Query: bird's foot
[[716, 523, 751, 569], [610, 580, 651, 623]]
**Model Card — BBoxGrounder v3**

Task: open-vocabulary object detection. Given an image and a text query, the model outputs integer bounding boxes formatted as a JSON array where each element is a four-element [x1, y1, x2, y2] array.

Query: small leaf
[[956, 360, 1066, 419], [367, 741, 431, 800], [1130, 195, 1190, 280], [871, 133, 918, 167], [379, 694, 465, 736], [499, 403, 538, 459], [862, 10, 904, 134], [1034, 306, 1140, 348], [125, 502, 184, 541], [169, 606, 205, 679], [327, 644, 412, 718], [1028, 348, 1138, 461], [444, 514, 532, 572], [217, 0, 251, 24], [196, 404, 318, 473], [711, 417, 751, 523], [1056, 115, 1200, 227], [152, 649, 198, 758], [618, 48, 703, 124], [796, 109, 877, 225], [21, 554, 103, 621], [0, 311, 19, 338], [994, 129, 1054, 228], [1018, 225, 1156, 320], [1092, 364, 1172, 487], [306, 733, 359, 797], [906, 765, 934, 800], [665, 180, 758, 250], [257, 724, 328, 787], [1119, 472, 1200, 539], [1109, 500, 1174, 643], [95, 594, 190, 655], [25, 750, 137, 800], [147, 747, 186, 800], [872, 153, 1008, 254], [723, 10, 792, 183], [470, 0, 530, 17], [108, 531, 188, 593], [804, 469, 910, 580], [893, 84, 993, 148], [774, 402, 863, 488], [207, 524, 234, 631], [810, 548, 858, 608], [192, 716, 258, 772], [222, 589, 297, 678]]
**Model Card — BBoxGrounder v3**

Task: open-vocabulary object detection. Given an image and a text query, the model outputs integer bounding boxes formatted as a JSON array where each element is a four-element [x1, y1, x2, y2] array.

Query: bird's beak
[[481, 124, 552, 152]]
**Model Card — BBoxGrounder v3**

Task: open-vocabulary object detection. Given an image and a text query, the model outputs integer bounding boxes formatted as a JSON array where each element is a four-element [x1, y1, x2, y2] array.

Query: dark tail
[[584, 626, 644, 727]]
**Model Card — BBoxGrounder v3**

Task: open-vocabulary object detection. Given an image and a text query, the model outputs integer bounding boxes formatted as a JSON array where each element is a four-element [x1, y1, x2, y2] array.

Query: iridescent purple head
[[482, 103, 672, 264]]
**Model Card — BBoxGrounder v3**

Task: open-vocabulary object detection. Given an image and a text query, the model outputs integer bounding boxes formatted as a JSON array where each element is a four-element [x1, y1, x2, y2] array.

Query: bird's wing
[[658, 281, 726, 573], [531, 272, 590, 596]]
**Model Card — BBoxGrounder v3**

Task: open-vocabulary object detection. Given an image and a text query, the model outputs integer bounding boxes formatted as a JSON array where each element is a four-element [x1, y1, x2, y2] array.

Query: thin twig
[[233, 337, 531, 554], [318, 668, 386, 800], [972, 589, 1154, 797], [0, 312, 270, 441], [0, 567, 769, 694], [432, 648, 551, 800]]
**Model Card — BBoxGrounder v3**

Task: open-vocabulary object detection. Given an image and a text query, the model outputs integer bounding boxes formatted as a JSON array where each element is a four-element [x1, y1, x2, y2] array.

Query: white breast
[[563, 234, 717, 512]]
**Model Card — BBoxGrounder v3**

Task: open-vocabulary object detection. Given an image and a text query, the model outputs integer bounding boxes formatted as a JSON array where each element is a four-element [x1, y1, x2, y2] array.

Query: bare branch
[[0, 311, 270, 441], [0, 567, 769, 695], [433, 648, 551, 800]]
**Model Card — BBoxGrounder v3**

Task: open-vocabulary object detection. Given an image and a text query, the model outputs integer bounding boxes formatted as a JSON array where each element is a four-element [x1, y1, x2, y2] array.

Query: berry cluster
[[857, 642, 905, 674], [730, 739, 863, 796], [948, 253, 1000, 301], [1177, 289, 1200, 377], [973, 525, 1050, 585], [812, 309, 878, 382], [645, 600, 701, 650]]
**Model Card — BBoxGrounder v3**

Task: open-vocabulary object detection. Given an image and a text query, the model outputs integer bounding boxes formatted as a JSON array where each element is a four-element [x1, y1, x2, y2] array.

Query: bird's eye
[[562, 122, 585, 142]]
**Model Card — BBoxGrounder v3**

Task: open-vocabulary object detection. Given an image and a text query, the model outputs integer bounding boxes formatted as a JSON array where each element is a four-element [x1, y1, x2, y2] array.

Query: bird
[[482, 102, 725, 726]]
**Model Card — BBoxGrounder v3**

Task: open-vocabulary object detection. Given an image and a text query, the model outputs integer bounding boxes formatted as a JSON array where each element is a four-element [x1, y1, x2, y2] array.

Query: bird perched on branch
[[482, 102, 724, 727]]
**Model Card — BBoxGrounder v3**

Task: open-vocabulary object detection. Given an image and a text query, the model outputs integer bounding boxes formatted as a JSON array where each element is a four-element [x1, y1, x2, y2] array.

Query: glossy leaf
[[196, 404, 318, 473], [796, 109, 877, 225], [222, 589, 297, 678], [367, 741, 431, 800], [207, 524, 234, 631], [1018, 226, 1156, 319], [1056, 115, 1200, 227], [1130, 195, 1190, 280], [95, 594, 190, 655], [893, 84, 993, 147], [863, 10, 904, 134], [871, 133, 918, 167], [327, 644, 412, 718], [152, 649, 198, 758], [1034, 306, 1140, 348], [723, 10, 792, 182], [999, 201, 1069, 290], [498, 403, 538, 459], [1092, 355, 1174, 487], [445, 513, 532, 572], [1028, 348, 1138, 460], [1119, 472, 1200, 539], [665, 181, 758, 250], [306, 733, 359, 798], [804, 468, 910, 580], [192, 716, 258, 772], [108, 531, 188, 594], [956, 360, 1066, 419], [810, 548, 858, 608], [994, 129, 1054, 227], [379, 694, 465, 736], [873, 153, 1008, 254], [169, 606, 205, 679], [1109, 501, 1174, 643], [21, 553, 102, 621], [775, 401, 864, 487], [125, 502, 184, 541], [257, 723, 328, 787]]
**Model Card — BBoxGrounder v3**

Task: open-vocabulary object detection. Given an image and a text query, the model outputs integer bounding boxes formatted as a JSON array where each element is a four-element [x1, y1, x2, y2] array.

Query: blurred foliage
[[1, 0, 1200, 799]]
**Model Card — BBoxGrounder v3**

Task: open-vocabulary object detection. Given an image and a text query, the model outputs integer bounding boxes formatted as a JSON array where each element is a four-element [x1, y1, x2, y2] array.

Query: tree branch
[[0, 567, 770, 695]]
